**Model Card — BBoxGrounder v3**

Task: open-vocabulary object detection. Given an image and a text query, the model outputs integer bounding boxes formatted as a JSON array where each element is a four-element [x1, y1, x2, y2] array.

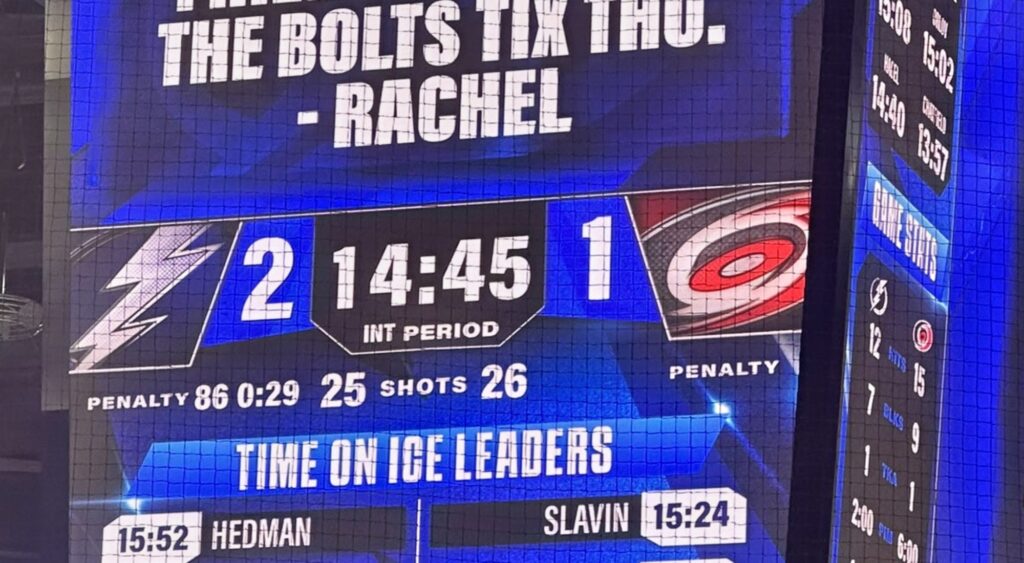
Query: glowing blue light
[[124, 498, 143, 513], [713, 402, 732, 416]]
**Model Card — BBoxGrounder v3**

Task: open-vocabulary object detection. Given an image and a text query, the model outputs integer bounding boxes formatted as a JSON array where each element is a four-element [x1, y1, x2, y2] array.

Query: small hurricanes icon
[[913, 319, 934, 353]]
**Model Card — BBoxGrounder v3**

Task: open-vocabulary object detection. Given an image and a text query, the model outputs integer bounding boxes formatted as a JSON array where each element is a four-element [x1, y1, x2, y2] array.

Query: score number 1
[[241, 237, 296, 322], [581, 216, 613, 301]]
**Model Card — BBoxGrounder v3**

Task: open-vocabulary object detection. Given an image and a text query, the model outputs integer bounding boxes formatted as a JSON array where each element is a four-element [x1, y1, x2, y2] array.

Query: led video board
[[65, 1, 822, 560], [830, 0, 1024, 560]]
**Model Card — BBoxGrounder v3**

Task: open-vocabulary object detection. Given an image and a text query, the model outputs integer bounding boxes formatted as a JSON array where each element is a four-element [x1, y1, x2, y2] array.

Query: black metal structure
[[0, 0, 68, 560], [785, 0, 861, 560]]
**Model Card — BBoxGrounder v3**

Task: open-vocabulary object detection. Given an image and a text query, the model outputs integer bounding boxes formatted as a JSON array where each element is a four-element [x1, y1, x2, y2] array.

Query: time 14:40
[[872, 74, 907, 138]]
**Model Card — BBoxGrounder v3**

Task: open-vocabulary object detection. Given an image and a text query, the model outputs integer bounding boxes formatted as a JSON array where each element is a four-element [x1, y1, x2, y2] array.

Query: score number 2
[[241, 237, 296, 322]]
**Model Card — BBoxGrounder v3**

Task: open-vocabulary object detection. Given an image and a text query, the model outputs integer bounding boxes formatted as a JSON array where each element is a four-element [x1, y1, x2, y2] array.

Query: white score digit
[[489, 236, 531, 301], [321, 372, 367, 408], [444, 239, 486, 302], [581, 216, 612, 301], [864, 444, 871, 476], [480, 363, 528, 400], [282, 380, 301, 406], [333, 246, 356, 310], [867, 382, 876, 415], [914, 363, 927, 397], [241, 237, 295, 321], [194, 384, 230, 411], [909, 480, 916, 512], [911, 422, 921, 453], [371, 244, 413, 306], [869, 322, 882, 359]]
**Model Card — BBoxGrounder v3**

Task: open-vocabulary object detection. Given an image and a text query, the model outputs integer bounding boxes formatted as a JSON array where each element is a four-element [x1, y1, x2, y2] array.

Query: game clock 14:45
[[331, 235, 531, 308], [313, 203, 546, 354]]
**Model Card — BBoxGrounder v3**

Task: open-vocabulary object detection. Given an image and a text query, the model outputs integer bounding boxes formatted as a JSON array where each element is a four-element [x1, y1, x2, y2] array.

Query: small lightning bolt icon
[[71, 224, 222, 373], [870, 277, 889, 316]]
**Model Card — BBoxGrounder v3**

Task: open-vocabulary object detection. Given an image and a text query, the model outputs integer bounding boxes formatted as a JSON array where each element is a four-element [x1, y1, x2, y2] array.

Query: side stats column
[[870, 0, 960, 193], [828, 0, 963, 561], [839, 253, 946, 563]]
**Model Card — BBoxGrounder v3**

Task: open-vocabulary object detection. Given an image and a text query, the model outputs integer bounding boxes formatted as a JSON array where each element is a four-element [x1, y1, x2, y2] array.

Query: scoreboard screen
[[830, 0, 1024, 560], [63, 1, 823, 561]]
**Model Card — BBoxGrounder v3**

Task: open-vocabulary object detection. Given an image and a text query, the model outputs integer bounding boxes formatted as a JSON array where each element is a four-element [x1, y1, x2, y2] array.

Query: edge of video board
[[800, 0, 959, 558], [792, 0, 1024, 561], [784, 0, 863, 557]]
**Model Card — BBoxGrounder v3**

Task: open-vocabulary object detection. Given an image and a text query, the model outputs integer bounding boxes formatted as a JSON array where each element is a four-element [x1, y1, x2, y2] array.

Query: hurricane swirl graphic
[[640, 186, 811, 337]]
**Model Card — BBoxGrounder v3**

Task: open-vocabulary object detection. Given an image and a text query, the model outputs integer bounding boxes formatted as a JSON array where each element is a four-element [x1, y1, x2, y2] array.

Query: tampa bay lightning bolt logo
[[70, 224, 230, 374], [640, 186, 810, 337]]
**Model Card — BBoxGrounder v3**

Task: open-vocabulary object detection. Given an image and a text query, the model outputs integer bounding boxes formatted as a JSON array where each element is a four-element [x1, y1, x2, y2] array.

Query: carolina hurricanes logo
[[639, 186, 811, 337], [913, 320, 934, 353]]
